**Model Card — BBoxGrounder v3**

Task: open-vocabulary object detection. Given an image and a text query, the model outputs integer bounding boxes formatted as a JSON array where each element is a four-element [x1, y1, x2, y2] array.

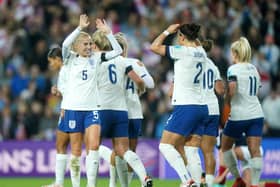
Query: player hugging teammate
[[44, 13, 268, 187]]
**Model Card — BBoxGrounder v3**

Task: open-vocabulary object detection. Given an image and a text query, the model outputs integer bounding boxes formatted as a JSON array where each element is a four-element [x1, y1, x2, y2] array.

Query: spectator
[[259, 35, 280, 87], [262, 85, 280, 137]]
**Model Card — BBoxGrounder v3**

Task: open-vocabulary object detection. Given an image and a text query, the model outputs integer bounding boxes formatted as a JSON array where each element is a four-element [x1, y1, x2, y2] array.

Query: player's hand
[[96, 18, 111, 34], [136, 61, 144, 66], [79, 14, 90, 29], [137, 86, 146, 96], [51, 86, 62, 97], [166, 24, 180, 34], [51, 85, 58, 95], [60, 109, 65, 118]]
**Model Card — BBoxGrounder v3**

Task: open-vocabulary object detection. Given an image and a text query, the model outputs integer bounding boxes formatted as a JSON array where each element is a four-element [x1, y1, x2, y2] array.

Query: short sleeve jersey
[[227, 63, 264, 120], [124, 58, 144, 119], [61, 52, 103, 110], [167, 45, 207, 105], [97, 56, 133, 111], [203, 58, 221, 115]]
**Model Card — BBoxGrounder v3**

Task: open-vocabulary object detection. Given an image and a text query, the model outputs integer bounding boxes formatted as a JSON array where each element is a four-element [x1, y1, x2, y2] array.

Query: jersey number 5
[[82, 70, 88, 80]]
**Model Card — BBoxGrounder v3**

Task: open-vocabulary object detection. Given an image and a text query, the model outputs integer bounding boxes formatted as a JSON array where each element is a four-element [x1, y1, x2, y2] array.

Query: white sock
[[55, 154, 68, 185], [123, 150, 147, 185], [98, 145, 115, 187], [223, 150, 240, 178], [99, 145, 112, 163], [109, 165, 117, 187], [115, 156, 128, 187], [70, 155, 81, 187], [86, 150, 99, 187], [250, 157, 262, 185], [127, 171, 134, 185], [159, 143, 190, 183], [184, 146, 202, 183], [205, 174, 214, 187]]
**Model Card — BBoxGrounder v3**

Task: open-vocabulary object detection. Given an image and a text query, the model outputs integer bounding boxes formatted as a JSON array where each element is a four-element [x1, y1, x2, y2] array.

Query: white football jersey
[[60, 27, 122, 111], [227, 63, 264, 120], [97, 56, 132, 111], [203, 58, 221, 115], [61, 53, 103, 110], [125, 58, 144, 119], [167, 45, 207, 105], [57, 65, 69, 96]]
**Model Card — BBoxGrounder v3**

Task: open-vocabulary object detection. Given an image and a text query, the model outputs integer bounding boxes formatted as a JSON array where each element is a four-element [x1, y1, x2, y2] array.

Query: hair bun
[[179, 23, 201, 41]]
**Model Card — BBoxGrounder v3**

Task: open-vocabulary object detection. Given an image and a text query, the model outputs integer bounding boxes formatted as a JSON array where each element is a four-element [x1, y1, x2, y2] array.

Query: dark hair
[[201, 39, 213, 52], [179, 23, 201, 41], [47, 47, 62, 58]]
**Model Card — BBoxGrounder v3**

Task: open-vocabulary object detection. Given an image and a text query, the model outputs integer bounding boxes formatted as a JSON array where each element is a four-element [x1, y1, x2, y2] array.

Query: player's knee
[[88, 142, 99, 150], [71, 147, 82, 156], [248, 146, 261, 157], [56, 142, 68, 153], [202, 151, 215, 162], [114, 146, 127, 157], [201, 145, 214, 155]]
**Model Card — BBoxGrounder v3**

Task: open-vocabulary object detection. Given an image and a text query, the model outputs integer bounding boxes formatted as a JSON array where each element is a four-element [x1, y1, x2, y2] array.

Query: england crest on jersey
[[89, 58, 95, 66]]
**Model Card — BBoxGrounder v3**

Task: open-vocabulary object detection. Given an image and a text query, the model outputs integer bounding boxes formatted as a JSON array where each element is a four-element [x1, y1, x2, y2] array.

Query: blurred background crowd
[[0, 0, 280, 141]]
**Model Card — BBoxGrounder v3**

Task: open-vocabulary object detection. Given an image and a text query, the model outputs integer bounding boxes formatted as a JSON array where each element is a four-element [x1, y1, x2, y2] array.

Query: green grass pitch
[[0, 177, 234, 187]]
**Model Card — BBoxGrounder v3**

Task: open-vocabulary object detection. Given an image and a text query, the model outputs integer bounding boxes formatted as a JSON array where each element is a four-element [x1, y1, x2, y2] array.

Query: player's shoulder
[[59, 64, 68, 73], [119, 57, 141, 67], [91, 52, 102, 60], [247, 63, 257, 70], [206, 57, 215, 66], [122, 57, 139, 64], [227, 63, 240, 77], [228, 63, 239, 71]]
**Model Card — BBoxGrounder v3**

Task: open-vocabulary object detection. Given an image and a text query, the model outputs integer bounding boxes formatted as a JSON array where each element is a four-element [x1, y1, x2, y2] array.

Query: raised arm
[[137, 61, 155, 88], [62, 14, 89, 61], [96, 19, 122, 60], [150, 24, 180, 56]]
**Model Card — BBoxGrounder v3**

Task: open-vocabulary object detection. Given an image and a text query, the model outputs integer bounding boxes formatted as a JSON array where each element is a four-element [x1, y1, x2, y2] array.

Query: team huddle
[[45, 13, 265, 187]]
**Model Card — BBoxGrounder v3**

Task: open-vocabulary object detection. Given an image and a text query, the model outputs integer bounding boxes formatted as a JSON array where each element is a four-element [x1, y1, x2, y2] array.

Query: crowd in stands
[[0, 0, 279, 140]]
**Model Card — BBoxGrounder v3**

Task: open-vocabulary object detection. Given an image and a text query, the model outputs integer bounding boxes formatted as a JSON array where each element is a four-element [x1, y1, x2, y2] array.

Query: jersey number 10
[[194, 63, 214, 89]]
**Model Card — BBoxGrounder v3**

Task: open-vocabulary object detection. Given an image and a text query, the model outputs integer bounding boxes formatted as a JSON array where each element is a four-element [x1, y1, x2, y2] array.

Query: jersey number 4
[[126, 78, 135, 93]]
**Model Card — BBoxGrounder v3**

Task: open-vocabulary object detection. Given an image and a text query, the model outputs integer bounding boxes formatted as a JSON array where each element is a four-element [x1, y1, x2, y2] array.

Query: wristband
[[163, 30, 170, 36]]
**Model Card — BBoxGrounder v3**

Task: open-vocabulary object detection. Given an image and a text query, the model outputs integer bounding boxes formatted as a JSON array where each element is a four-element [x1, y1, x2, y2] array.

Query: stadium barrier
[[0, 139, 279, 179]]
